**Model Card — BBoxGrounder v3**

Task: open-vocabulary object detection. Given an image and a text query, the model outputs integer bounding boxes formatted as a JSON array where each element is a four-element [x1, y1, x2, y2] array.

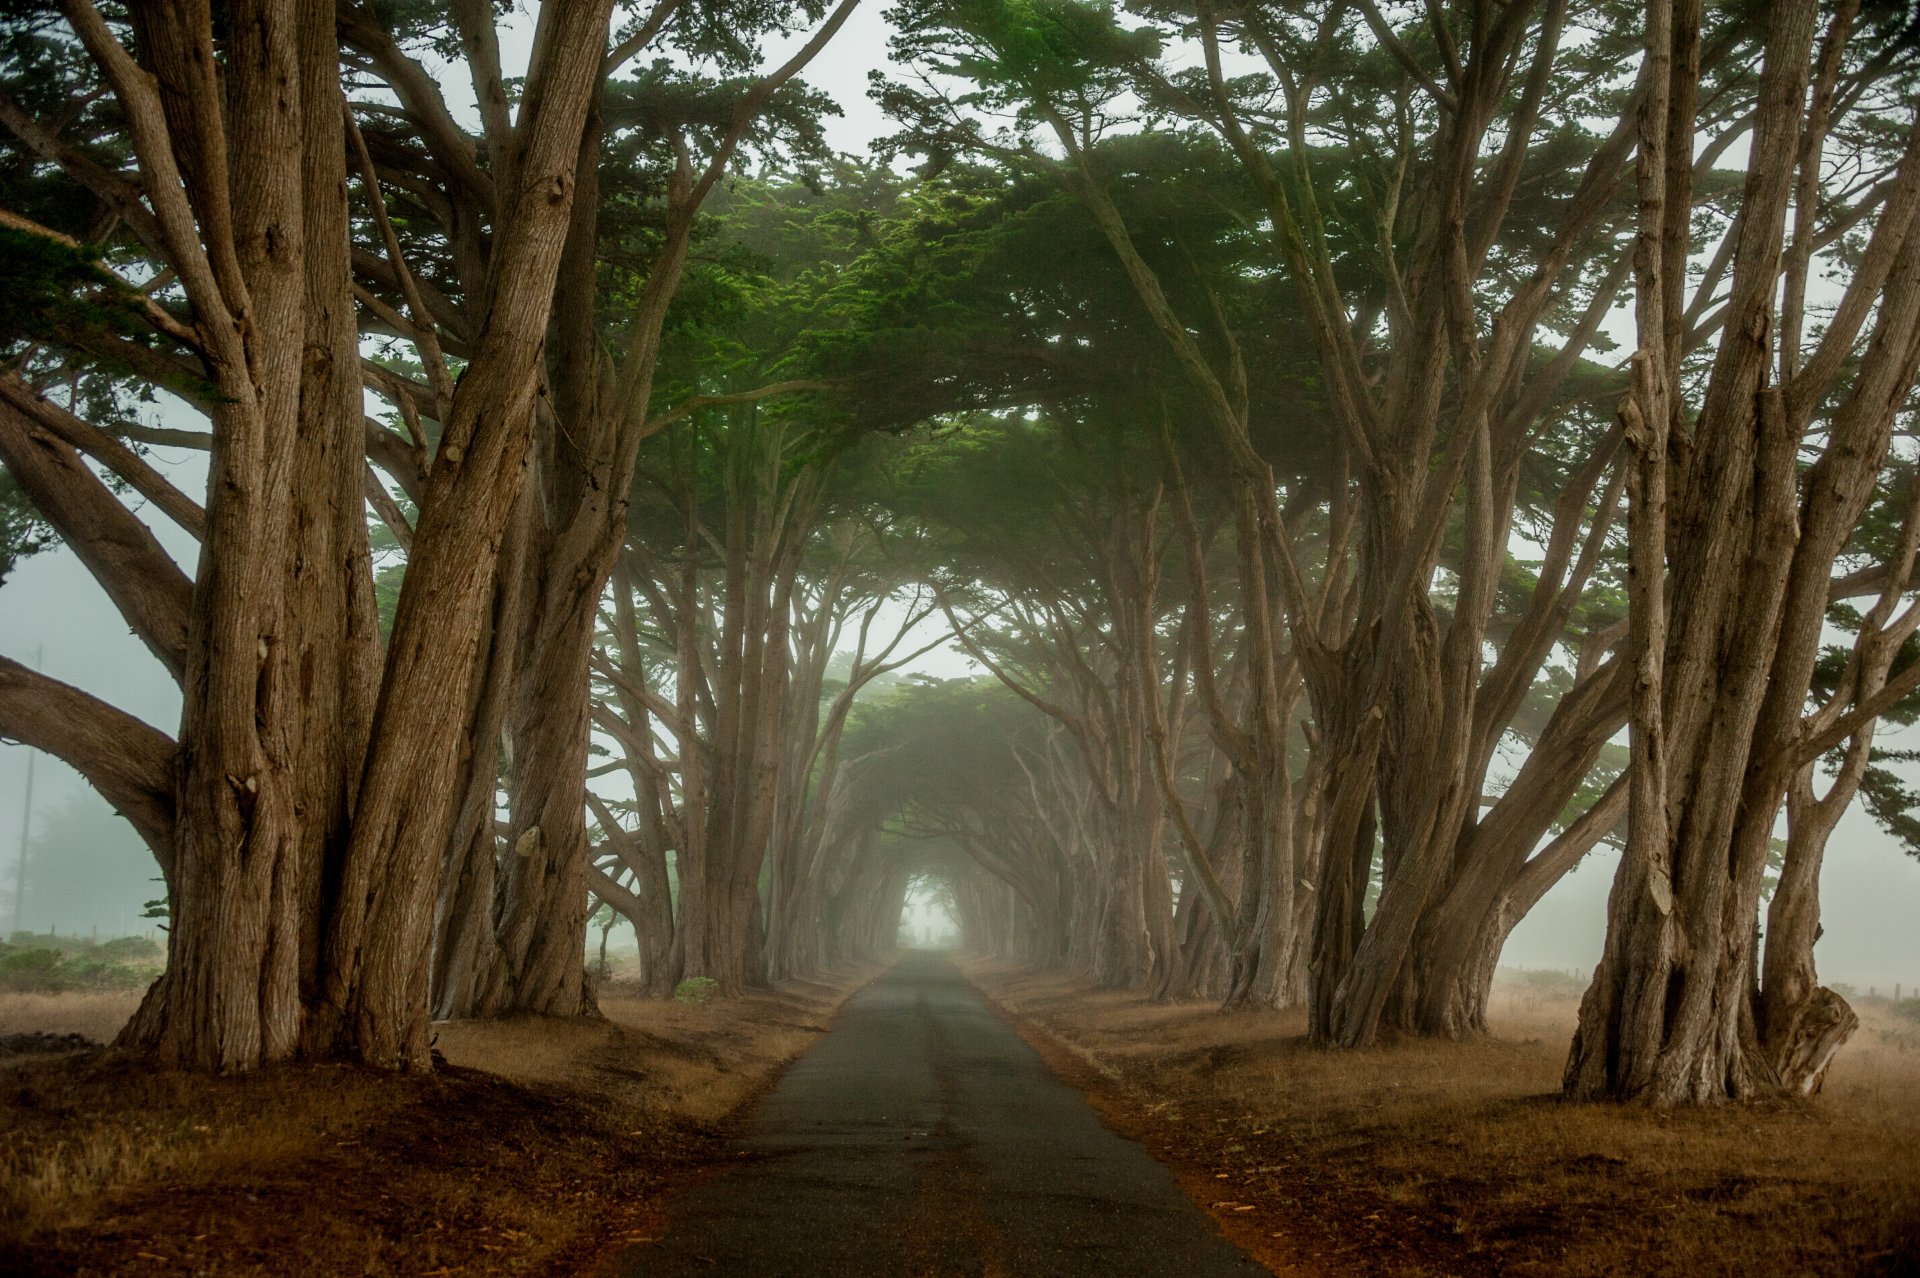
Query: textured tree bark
[[1307, 738, 1379, 1045], [588, 558, 681, 997], [657, 439, 814, 994], [312, 0, 616, 1068], [280, 0, 384, 1039], [1568, 0, 1920, 1103], [0, 657, 177, 862], [1565, 0, 1696, 1100], [1409, 660, 1629, 1037], [430, 492, 532, 1019], [0, 0, 365, 1069], [0, 388, 192, 679], [460, 0, 860, 1014], [79, 0, 359, 1072], [1157, 767, 1242, 1002], [1422, 768, 1629, 1039], [1030, 0, 1644, 1048], [493, 604, 601, 1017], [469, 101, 614, 1020]]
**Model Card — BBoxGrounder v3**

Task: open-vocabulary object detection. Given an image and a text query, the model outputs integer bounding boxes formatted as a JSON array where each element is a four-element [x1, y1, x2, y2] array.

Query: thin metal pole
[[11, 643, 41, 938]]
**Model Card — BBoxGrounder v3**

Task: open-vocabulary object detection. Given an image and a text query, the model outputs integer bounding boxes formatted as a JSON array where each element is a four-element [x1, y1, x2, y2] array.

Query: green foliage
[[0, 468, 52, 587], [0, 227, 141, 347], [800, 151, 1329, 480], [1855, 749, 1920, 862], [0, 933, 163, 993], [0, 944, 63, 991], [840, 674, 1063, 836], [1813, 508, 1920, 859], [881, 0, 1160, 158], [0, 227, 211, 400], [141, 877, 168, 926], [673, 976, 721, 1005], [366, 497, 416, 639]]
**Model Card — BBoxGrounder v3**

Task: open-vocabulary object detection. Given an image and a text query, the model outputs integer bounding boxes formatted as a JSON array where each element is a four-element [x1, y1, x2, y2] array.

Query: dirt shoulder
[[965, 959, 1920, 1278], [0, 966, 878, 1276]]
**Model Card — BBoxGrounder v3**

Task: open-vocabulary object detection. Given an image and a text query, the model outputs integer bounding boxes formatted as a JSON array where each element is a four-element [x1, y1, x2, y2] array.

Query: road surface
[[618, 953, 1264, 1276]]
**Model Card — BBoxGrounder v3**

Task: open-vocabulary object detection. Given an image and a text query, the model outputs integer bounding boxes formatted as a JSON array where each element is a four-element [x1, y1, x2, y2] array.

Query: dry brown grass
[[0, 964, 879, 1276], [432, 975, 859, 1123], [970, 959, 1920, 1278], [0, 991, 144, 1043]]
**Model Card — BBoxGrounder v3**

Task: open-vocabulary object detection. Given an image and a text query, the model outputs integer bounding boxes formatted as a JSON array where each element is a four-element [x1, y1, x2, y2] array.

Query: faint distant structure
[[10, 644, 41, 938]]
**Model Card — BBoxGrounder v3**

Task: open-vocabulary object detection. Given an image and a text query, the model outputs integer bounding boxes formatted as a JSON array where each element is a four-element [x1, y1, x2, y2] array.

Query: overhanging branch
[[0, 655, 176, 870]]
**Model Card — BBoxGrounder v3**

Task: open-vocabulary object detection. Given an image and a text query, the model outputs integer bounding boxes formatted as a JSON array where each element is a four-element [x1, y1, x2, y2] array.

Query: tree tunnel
[[5, 0, 1912, 1113]]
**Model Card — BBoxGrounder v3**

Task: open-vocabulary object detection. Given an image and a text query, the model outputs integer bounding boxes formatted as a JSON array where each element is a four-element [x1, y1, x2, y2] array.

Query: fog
[[10, 521, 1920, 994]]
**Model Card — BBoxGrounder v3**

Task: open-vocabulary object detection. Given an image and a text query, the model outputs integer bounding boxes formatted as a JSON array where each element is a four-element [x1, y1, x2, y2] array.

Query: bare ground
[[0, 967, 878, 1276], [966, 959, 1920, 1278]]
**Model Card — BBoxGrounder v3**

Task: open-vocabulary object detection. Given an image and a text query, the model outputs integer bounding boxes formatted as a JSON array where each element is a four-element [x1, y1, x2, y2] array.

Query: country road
[[616, 953, 1265, 1276]]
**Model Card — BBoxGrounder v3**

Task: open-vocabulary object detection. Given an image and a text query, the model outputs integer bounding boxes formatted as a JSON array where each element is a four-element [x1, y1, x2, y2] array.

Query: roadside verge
[[961, 957, 1920, 1278], [0, 963, 883, 1276]]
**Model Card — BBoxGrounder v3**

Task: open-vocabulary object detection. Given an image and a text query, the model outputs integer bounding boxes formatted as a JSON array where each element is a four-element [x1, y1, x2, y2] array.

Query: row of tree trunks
[[994, 2, 1647, 1041], [584, 415, 931, 996], [394, 2, 860, 1017]]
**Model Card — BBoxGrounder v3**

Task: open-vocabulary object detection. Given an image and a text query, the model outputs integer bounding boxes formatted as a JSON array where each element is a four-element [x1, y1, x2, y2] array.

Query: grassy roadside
[[965, 958, 1920, 1278], [0, 965, 878, 1276]]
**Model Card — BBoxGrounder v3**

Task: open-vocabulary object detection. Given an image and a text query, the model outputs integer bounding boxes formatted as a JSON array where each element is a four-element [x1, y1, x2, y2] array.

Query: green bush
[[673, 976, 721, 1006], [94, 935, 162, 963], [0, 938, 162, 992], [0, 946, 65, 992]]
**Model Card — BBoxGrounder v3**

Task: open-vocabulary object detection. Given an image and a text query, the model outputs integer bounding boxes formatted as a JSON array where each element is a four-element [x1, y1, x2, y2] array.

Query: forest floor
[[968, 958, 1920, 1278], [0, 965, 879, 1276]]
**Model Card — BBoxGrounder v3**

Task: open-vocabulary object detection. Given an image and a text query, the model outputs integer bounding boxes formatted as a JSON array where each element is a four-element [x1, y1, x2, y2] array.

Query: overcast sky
[[4, 4, 1919, 995]]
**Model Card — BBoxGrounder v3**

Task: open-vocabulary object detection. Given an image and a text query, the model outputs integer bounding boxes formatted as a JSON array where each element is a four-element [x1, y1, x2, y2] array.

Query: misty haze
[[3, 0, 1920, 1275]]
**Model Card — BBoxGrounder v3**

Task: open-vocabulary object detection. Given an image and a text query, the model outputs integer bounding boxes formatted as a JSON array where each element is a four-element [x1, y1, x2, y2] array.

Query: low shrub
[[673, 977, 720, 1006], [0, 939, 161, 993], [0, 946, 65, 992], [93, 936, 162, 963]]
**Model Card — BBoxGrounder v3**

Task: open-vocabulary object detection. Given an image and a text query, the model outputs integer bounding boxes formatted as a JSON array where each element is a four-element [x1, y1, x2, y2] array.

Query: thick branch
[[641, 379, 833, 439], [0, 655, 176, 868], [3, 380, 205, 539], [0, 381, 191, 680]]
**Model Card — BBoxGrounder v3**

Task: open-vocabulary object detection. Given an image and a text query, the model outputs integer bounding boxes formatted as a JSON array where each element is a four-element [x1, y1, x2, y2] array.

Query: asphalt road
[[619, 952, 1264, 1277]]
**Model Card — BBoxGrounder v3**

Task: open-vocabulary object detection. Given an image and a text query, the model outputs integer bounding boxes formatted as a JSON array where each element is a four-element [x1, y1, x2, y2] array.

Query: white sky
[[4, 2, 1919, 994]]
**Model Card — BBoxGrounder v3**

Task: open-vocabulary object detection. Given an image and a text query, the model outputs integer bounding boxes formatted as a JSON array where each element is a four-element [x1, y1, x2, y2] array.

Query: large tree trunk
[[1410, 661, 1630, 1037], [1305, 686, 1383, 1046], [468, 4, 858, 1010], [16, 0, 613, 1071], [492, 600, 601, 1016], [430, 485, 533, 1018], [1568, 0, 1920, 1103], [119, 0, 370, 1072], [310, 0, 615, 1068], [467, 102, 612, 1019]]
